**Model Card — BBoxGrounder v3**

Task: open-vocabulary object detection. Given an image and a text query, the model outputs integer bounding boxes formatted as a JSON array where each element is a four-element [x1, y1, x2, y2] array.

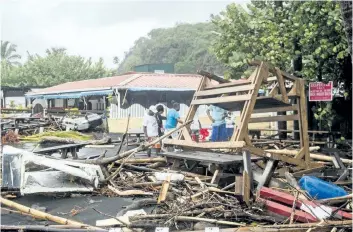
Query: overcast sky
[[1, 0, 248, 68]]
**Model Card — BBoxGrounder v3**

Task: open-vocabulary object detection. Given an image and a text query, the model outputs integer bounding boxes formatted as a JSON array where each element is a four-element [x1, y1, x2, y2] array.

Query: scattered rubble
[[1, 65, 352, 231]]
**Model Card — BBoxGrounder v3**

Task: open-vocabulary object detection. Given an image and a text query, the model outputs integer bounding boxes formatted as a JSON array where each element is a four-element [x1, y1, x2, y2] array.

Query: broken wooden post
[[242, 150, 253, 191], [256, 160, 279, 191]]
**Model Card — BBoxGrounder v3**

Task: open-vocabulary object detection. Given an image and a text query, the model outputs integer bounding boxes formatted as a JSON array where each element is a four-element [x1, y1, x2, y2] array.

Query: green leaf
[[337, 51, 345, 59]]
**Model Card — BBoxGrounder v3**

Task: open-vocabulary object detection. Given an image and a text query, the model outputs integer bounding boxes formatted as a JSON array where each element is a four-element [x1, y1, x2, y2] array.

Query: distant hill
[[118, 22, 227, 76]]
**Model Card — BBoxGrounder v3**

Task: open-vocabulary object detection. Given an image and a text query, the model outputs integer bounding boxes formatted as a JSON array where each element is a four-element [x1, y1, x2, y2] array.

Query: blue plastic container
[[299, 176, 348, 200]]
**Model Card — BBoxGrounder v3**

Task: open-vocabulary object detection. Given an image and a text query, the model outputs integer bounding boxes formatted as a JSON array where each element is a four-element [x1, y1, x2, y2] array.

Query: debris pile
[[0, 121, 352, 232]]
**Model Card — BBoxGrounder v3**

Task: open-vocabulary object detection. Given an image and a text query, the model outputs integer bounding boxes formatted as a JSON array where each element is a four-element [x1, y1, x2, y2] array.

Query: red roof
[[27, 73, 203, 95], [27, 72, 245, 95]]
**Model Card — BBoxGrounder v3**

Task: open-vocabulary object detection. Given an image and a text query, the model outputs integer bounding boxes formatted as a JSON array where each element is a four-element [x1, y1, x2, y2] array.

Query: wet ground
[[1, 133, 154, 226], [1, 194, 135, 226]]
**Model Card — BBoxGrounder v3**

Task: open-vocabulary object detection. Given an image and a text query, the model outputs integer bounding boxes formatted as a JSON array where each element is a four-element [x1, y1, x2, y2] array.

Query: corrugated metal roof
[[26, 72, 245, 96]]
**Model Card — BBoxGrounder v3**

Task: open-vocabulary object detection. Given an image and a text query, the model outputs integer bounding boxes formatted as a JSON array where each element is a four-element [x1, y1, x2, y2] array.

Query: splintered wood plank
[[253, 105, 298, 114], [203, 80, 252, 90], [158, 175, 171, 203], [298, 79, 310, 167], [231, 63, 268, 142], [245, 146, 306, 168], [191, 94, 251, 105], [249, 114, 299, 123], [210, 168, 223, 184], [243, 171, 250, 207], [194, 84, 255, 97], [256, 160, 279, 191], [163, 139, 245, 149], [242, 150, 253, 191], [234, 175, 243, 195], [275, 67, 289, 103]]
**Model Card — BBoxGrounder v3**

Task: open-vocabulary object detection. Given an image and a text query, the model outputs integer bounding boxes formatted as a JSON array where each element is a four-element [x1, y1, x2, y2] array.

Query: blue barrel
[[299, 176, 348, 200]]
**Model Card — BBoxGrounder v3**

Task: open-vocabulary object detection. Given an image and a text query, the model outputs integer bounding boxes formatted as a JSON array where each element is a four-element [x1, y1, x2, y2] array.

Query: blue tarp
[[26, 90, 113, 99]]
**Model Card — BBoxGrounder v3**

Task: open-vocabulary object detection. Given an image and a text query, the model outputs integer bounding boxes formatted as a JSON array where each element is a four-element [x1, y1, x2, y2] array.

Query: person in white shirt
[[143, 105, 159, 156]]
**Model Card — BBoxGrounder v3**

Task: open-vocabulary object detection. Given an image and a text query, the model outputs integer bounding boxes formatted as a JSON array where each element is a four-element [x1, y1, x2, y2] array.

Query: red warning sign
[[309, 81, 333, 102]]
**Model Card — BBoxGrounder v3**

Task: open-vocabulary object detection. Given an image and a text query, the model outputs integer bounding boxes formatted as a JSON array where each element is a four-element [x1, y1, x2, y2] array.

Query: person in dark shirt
[[156, 105, 167, 136]]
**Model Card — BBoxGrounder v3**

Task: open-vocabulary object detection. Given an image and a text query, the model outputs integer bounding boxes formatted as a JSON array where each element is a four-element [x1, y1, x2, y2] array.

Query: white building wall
[[54, 99, 64, 108], [5, 96, 26, 108], [110, 103, 209, 119]]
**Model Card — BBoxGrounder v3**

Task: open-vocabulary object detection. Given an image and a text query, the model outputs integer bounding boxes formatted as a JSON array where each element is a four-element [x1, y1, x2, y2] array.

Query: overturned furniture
[[1, 146, 104, 195], [164, 61, 313, 169]]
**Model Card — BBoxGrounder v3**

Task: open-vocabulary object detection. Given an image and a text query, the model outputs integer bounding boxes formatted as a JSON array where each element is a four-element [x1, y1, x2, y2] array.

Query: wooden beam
[[292, 166, 325, 177], [195, 84, 255, 97], [197, 70, 229, 84], [298, 79, 310, 167], [231, 63, 268, 142], [269, 84, 279, 97], [253, 105, 298, 114], [243, 171, 250, 207], [245, 146, 306, 168], [178, 76, 208, 141], [248, 60, 299, 81], [294, 148, 305, 160], [256, 160, 279, 191], [275, 67, 289, 103], [191, 94, 251, 105], [203, 80, 252, 90], [249, 114, 299, 123], [163, 139, 245, 149]]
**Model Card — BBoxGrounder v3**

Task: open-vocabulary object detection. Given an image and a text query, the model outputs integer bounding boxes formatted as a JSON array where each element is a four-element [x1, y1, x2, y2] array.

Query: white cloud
[[1, 0, 248, 68]]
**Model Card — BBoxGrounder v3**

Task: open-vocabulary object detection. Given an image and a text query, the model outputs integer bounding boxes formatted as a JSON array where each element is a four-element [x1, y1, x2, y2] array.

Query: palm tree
[[1, 41, 21, 66]]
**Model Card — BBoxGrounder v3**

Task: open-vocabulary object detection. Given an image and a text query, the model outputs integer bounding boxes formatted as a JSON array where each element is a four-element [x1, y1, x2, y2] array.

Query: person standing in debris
[[156, 105, 167, 137], [206, 105, 228, 142], [165, 101, 183, 138], [143, 105, 159, 157], [164, 101, 184, 152]]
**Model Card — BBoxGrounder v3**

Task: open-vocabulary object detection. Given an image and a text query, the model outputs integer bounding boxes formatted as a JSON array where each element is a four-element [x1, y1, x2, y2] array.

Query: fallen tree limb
[[0, 197, 102, 230], [107, 185, 153, 196], [73, 120, 192, 165]]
